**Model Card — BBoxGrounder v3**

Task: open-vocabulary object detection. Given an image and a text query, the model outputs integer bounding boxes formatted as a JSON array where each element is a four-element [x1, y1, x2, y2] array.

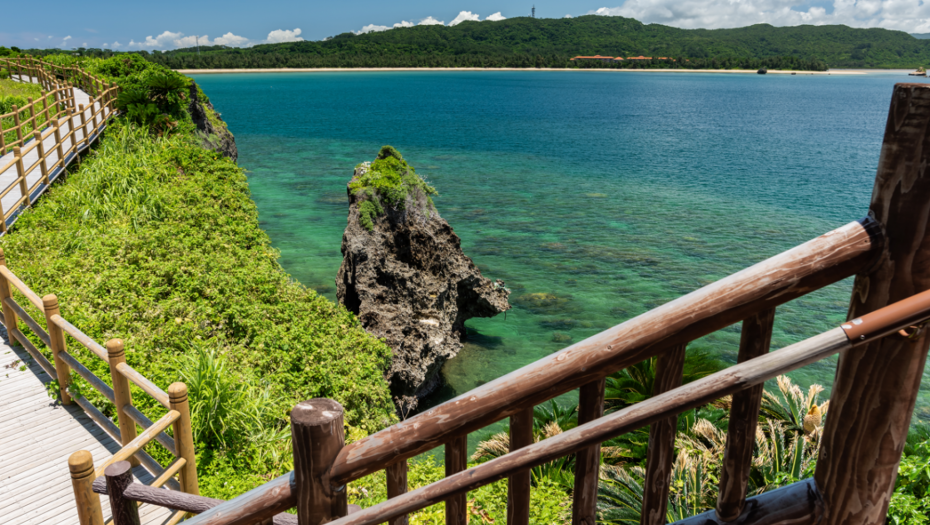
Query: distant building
[[570, 55, 615, 63]]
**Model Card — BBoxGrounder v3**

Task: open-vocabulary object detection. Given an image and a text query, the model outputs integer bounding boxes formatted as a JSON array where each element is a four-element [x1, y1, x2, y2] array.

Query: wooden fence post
[[107, 339, 140, 467], [445, 435, 468, 525], [78, 104, 87, 148], [44, 294, 72, 404], [13, 104, 22, 144], [34, 130, 49, 185], [169, 382, 199, 496], [573, 379, 606, 525], [386, 460, 409, 525], [53, 119, 64, 175], [640, 344, 687, 525], [14, 147, 28, 206], [507, 407, 534, 525], [105, 461, 141, 525], [70, 108, 79, 161], [291, 398, 348, 525], [815, 82, 930, 524], [69, 450, 104, 525], [716, 309, 775, 521]]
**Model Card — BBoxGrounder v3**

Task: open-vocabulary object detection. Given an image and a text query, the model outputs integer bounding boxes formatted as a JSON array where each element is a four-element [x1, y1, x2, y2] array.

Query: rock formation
[[188, 81, 238, 161], [337, 146, 511, 402]]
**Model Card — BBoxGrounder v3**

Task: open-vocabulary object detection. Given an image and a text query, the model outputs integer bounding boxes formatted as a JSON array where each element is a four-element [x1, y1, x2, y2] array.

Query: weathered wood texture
[[164, 473, 294, 525], [815, 83, 930, 524], [105, 462, 141, 525], [507, 408, 533, 525], [168, 382, 198, 495], [43, 294, 71, 404], [331, 218, 880, 484], [91, 478, 299, 525], [716, 309, 776, 521], [641, 345, 686, 525], [445, 435, 467, 525], [309, 328, 853, 525], [69, 450, 104, 525], [291, 399, 347, 525], [386, 460, 408, 525], [106, 339, 139, 468], [672, 478, 823, 525], [573, 379, 605, 525]]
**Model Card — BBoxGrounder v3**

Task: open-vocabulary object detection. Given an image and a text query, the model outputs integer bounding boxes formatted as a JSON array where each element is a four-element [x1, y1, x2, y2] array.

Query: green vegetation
[[0, 78, 57, 151], [136, 16, 930, 69], [2, 54, 397, 500], [350, 145, 437, 231]]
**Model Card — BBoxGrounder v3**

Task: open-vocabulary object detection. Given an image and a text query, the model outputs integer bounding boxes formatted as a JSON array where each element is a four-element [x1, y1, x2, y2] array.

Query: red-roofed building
[[570, 55, 615, 63]]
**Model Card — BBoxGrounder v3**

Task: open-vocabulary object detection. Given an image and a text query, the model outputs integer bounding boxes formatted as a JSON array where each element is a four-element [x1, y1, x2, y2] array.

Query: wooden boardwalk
[[0, 331, 173, 524], [0, 75, 110, 229]]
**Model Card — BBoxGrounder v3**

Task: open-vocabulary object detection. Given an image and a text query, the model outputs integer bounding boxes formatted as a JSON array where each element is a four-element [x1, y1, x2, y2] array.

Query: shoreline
[[175, 67, 912, 76]]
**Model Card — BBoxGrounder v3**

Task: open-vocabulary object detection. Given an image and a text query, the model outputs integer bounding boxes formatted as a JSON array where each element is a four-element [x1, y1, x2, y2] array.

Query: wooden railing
[[0, 57, 118, 232], [75, 82, 930, 525], [0, 249, 200, 524]]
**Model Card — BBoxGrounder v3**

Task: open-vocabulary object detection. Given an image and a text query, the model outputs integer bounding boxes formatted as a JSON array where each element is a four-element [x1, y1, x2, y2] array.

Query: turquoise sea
[[191, 70, 930, 421]]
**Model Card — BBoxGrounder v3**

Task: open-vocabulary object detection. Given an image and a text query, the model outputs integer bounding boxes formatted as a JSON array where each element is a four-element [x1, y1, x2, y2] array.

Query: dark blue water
[[192, 71, 930, 420]]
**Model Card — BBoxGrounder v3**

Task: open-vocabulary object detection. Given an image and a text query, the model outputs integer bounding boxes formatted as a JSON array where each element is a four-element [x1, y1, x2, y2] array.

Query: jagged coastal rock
[[188, 81, 238, 161], [337, 147, 511, 402]]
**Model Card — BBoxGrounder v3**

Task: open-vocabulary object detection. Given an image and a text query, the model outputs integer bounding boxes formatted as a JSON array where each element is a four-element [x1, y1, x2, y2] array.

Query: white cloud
[[485, 12, 506, 21], [62, 35, 72, 41], [48, 35, 53, 39], [450, 11, 481, 26], [215, 32, 250, 46], [564, 14, 573, 18], [355, 24, 391, 34], [419, 16, 445, 25], [590, 0, 930, 32], [394, 20, 415, 28], [82, 42, 87, 47], [265, 28, 303, 43], [112, 41, 122, 48], [103, 43, 108, 47], [134, 30, 183, 48]]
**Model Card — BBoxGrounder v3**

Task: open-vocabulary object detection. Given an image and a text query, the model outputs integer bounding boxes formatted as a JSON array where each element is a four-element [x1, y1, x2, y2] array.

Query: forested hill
[[140, 16, 930, 70]]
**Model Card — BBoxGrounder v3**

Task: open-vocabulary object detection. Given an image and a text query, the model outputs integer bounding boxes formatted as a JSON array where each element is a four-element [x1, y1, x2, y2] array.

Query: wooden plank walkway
[[0, 75, 111, 230], [0, 327, 173, 525]]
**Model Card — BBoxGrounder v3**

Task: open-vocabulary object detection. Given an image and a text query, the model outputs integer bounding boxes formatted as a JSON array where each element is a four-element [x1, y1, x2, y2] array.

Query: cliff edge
[[337, 146, 510, 403]]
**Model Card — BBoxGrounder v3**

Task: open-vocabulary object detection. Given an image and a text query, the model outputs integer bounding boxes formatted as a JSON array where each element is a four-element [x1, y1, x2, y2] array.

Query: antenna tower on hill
[[532, 5, 536, 17]]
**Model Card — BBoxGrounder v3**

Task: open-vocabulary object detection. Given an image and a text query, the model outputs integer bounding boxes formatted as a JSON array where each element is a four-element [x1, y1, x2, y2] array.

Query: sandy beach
[[176, 67, 925, 76]]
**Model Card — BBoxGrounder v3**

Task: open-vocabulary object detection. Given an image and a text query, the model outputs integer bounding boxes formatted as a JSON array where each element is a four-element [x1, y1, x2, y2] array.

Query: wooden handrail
[[50, 314, 108, 361], [94, 409, 180, 477], [329, 217, 881, 485], [115, 361, 170, 408]]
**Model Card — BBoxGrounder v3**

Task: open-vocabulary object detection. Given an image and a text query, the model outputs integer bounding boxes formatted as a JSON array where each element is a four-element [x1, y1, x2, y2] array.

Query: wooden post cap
[[13, 147, 21, 157], [43, 294, 59, 311], [168, 382, 188, 403], [290, 398, 344, 427], [69, 450, 95, 479], [106, 339, 124, 358], [34, 130, 41, 138], [104, 460, 132, 479]]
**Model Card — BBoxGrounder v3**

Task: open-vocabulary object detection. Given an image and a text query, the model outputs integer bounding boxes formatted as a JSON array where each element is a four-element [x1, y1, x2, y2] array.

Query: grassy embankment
[[0, 54, 569, 521]]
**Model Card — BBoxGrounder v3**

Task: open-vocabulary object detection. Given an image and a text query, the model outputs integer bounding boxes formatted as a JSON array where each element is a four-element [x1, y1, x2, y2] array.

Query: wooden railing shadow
[[63, 83, 930, 525]]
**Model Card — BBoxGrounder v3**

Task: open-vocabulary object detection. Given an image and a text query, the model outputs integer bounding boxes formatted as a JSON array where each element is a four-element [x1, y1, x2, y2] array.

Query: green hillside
[[137, 16, 930, 69]]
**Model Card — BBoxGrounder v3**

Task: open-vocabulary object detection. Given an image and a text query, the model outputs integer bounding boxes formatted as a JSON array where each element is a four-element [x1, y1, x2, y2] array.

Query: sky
[[2, 0, 929, 51]]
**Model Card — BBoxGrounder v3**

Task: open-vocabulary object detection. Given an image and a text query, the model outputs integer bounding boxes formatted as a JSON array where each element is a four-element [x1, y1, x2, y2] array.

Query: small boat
[[909, 67, 927, 77]]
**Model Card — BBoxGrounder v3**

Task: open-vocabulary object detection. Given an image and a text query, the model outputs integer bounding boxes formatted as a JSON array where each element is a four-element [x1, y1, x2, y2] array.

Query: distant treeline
[[8, 15, 930, 70], [142, 51, 827, 71]]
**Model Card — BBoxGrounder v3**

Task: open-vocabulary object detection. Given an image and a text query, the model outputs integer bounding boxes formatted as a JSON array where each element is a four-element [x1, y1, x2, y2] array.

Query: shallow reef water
[[192, 70, 930, 430]]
